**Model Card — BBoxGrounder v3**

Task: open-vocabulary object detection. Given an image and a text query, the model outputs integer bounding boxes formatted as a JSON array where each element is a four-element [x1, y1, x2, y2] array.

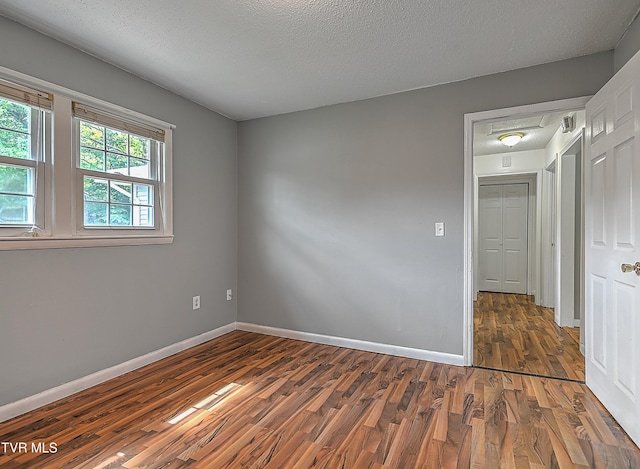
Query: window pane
[[133, 183, 152, 205], [134, 205, 154, 227], [75, 114, 164, 232], [77, 119, 158, 184], [0, 194, 31, 224], [129, 135, 150, 159], [84, 201, 108, 226], [80, 147, 105, 171], [129, 135, 151, 160], [83, 176, 108, 202], [0, 128, 29, 159], [106, 152, 128, 175], [110, 181, 132, 204], [0, 99, 30, 133], [129, 157, 150, 179], [106, 128, 128, 154], [82, 178, 155, 228], [80, 122, 104, 149], [0, 164, 31, 195], [110, 204, 131, 226]]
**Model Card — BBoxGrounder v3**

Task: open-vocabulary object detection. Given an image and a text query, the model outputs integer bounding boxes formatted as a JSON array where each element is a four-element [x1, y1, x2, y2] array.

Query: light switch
[[435, 222, 445, 237]]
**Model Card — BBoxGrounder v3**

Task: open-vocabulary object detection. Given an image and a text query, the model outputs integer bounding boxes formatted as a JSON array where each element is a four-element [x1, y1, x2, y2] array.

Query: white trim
[[463, 96, 592, 367], [0, 322, 235, 423], [237, 322, 465, 366], [0, 66, 175, 250], [0, 105, 49, 236], [463, 113, 474, 366], [0, 234, 174, 250], [542, 159, 557, 308], [1, 321, 468, 423], [556, 131, 585, 329]]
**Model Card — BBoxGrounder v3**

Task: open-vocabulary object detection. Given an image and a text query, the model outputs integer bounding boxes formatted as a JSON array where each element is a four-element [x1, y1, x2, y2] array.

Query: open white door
[[585, 49, 640, 447]]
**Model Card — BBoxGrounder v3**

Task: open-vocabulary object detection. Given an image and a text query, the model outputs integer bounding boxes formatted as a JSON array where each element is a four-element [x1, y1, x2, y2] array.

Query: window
[[74, 103, 164, 231], [0, 80, 50, 232], [0, 68, 173, 250]]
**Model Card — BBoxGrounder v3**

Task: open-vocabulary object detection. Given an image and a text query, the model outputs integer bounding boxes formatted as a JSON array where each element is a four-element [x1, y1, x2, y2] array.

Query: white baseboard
[[237, 322, 464, 366], [1, 321, 465, 423], [0, 322, 236, 424]]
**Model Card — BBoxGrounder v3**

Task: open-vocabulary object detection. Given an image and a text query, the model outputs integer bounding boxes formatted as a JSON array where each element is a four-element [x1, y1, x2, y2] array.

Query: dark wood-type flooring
[[1, 330, 638, 468], [474, 292, 585, 382], [563, 326, 581, 347]]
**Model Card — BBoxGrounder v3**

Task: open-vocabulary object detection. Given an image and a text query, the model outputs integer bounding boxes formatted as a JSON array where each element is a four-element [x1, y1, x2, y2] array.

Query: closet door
[[479, 185, 503, 292], [502, 184, 528, 293], [478, 184, 528, 294]]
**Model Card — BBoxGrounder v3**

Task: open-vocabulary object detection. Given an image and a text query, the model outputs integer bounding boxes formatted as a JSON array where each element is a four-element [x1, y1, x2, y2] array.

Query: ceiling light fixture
[[498, 132, 524, 147]]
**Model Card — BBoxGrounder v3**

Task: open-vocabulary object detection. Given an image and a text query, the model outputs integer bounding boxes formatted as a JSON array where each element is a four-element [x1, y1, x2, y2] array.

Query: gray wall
[[615, 10, 640, 72], [0, 18, 238, 406], [238, 52, 613, 355], [0, 13, 621, 407]]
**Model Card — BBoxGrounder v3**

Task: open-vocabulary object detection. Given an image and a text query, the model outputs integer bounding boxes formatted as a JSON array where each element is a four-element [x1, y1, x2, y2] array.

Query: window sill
[[0, 234, 174, 250]]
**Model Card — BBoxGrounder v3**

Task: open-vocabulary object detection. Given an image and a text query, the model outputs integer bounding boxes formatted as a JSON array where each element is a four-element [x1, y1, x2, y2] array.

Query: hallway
[[474, 292, 585, 381]]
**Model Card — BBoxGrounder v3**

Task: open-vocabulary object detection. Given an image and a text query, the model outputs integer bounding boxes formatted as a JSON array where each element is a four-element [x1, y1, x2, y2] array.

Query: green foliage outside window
[[79, 121, 150, 173], [0, 99, 33, 224], [80, 121, 154, 227], [0, 101, 158, 227]]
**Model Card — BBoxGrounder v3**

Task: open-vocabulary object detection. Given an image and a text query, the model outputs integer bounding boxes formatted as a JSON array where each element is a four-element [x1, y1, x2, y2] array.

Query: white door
[[479, 185, 503, 292], [543, 163, 557, 308], [585, 48, 640, 447], [478, 184, 528, 294], [502, 184, 529, 293]]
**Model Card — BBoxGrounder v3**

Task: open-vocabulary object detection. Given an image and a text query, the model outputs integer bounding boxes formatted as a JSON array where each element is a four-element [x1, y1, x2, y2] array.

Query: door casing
[[542, 159, 556, 309], [463, 96, 591, 366], [556, 133, 584, 329]]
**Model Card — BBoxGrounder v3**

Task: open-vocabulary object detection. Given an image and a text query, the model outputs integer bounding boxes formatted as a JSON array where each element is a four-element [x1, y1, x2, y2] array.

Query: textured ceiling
[[1, 1, 639, 120]]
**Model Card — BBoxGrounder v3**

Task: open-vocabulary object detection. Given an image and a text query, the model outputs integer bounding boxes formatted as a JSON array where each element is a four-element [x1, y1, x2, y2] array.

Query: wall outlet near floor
[[192, 295, 201, 310], [226, 289, 233, 301]]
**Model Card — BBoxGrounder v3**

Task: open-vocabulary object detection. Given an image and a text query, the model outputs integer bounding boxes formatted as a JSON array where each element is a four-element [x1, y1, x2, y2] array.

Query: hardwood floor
[[474, 292, 585, 382], [563, 326, 581, 347], [1, 331, 638, 468]]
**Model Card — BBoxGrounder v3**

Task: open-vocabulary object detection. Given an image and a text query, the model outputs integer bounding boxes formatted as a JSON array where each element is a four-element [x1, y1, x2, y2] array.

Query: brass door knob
[[621, 262, 640, 275]]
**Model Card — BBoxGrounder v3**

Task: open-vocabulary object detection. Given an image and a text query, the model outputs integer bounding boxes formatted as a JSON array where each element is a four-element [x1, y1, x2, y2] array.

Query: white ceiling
[[474, 112, 572, 156], [1, 1, 639, 121]]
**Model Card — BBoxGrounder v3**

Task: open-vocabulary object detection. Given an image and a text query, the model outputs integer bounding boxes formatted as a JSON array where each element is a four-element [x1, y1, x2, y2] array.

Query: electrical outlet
[[192, 295, 200, 310], [226, 289, 233, 301]]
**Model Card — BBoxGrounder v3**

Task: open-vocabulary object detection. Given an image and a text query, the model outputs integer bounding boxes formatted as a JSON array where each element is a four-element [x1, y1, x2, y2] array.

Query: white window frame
[[0, 67, 174, 250], [73, 111, 162, 234], [0, 85, 51, 237]]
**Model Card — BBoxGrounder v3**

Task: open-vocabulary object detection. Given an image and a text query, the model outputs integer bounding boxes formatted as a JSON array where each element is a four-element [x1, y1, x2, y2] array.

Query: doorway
[[557, 136, 585, 352], [465, 98, 587, 380]]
